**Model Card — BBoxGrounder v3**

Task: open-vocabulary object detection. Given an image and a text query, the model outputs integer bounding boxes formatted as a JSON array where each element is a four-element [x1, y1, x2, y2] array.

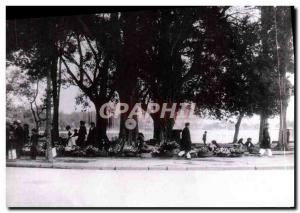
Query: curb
[[6, 163, 294, 171]]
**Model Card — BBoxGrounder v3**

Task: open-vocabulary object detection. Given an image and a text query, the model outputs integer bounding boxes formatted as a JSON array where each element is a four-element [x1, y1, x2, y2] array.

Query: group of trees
[[6, 6, 294, 160]]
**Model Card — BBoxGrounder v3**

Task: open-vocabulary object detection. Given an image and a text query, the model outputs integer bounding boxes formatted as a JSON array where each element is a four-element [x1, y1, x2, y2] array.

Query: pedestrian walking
[[178, 122, 192, 159], [202, 131, 207, 145]]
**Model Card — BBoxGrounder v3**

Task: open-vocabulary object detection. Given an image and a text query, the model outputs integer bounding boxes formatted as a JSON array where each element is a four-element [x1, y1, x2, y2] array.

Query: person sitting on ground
[[102, 138, 111, 152], [137, 132, 145, 153], [208, 140, 220, 151], [30, 128, 46, 160], [237, 138, 244, 145], [245, 138, 254, 149], [178, 122, 192, 159]]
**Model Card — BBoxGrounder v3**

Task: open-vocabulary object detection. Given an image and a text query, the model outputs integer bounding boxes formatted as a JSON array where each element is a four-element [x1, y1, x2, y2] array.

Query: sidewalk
[[6, 151, 294, 171]]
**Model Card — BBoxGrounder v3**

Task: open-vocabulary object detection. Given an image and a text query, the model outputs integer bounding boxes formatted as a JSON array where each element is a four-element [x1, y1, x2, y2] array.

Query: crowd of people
[[6, 120, 29, 159], [7, 119, 275, 160], [177, 122, 273, 159], [63, 121, 110, 150], [6, 119, 146, 159], [6, 120, 110, 159], [7, 120, 50, 159]]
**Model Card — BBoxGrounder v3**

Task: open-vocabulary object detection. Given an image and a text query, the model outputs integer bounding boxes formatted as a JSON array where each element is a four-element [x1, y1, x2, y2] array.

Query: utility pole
[[45, 68, 54, 162], [274, 6, 289, 151]]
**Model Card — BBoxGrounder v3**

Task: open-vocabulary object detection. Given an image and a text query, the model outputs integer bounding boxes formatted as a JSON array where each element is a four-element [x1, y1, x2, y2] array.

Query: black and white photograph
[[5, 5, 295, 208]]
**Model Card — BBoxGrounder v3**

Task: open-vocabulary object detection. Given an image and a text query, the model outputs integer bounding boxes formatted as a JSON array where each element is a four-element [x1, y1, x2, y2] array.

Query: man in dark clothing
[[259, 124, 272, 156], [202, 131, 207, 145], [77, 121, 87, 148], [87, 122, 97, 147], [178, 122, 192, 159], [23, 123, 30, 145], [287, 129, 290, 144], [7, 123, 15, 156], [245, 138, 254, 148], [13, 120, 24, 158]]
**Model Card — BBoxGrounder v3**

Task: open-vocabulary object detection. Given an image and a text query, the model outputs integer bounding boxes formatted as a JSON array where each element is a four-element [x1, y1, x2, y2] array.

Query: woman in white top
[[66, 125, 76, 147]]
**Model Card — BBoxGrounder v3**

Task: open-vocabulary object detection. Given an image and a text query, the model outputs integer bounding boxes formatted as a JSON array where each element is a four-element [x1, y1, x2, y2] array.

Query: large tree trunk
[[94, 102, 108, 140], [45, 69, 53, 161], [152, 114, 175, 144], [165, 118, 175, 142], [118, 90, 139, 145], [119, 112, 127, 139], [153, 118, 164, 142], [275, 7, 292, 150], [118, 106, 139, 144], [233, 113, 244, 143], [258, 111, 268, 144]]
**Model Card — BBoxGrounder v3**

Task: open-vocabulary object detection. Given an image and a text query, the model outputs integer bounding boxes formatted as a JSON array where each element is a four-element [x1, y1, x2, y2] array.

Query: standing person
[[65, 125, 76, 147], [87, 122, 97, 147], [72, 129, 79, 145], [13, 120, 24, 158], [30, 128, 46, 160], [259, 123, 272, 156], [6, 121, 12, 156], [178, 122, 192, 159], [7, 123, 15, 156], [202, 131, 207, 145], [23, 123, 30, 145], [287, 129, 290, 144], [77, 121, 87, 148]]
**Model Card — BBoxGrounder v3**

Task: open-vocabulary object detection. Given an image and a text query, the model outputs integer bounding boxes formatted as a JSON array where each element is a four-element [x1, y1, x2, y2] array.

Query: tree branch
[[60, 56, 94, 99], [62, 52, 93, 84]]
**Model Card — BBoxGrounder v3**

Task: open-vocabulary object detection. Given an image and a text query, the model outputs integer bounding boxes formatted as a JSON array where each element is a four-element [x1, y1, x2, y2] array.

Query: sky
[[57, 80, 295, 129]]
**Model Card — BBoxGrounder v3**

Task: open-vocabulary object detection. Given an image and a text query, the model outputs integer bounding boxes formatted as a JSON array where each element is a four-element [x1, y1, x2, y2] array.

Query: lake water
[[106, 128, 293, 144], [58, 128, 293, 144]]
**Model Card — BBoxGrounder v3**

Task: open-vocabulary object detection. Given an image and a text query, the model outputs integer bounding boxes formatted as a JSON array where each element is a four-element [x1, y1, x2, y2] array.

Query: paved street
[[7, 167, 294, 207], [6, 152, 294, 171]]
